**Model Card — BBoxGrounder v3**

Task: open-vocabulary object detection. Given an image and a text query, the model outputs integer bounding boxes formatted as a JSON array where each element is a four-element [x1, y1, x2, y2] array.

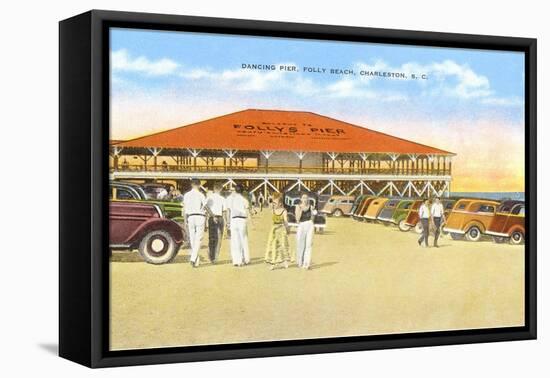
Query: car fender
[[125, 218, 184, 247], [464, 220, 486, 234], [507, 224, 525, 237]]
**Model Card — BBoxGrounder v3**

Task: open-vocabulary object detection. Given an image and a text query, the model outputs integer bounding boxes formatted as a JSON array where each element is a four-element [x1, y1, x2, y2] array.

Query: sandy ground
[[109, 211, 525, 351]]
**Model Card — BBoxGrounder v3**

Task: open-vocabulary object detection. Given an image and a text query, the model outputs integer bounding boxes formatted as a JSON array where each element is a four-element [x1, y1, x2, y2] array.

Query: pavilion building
[[110, 109, 455, 198]]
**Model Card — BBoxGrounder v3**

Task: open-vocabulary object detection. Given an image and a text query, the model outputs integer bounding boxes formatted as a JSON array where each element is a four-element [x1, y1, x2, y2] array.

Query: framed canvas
[[59, 10, 537, 368]]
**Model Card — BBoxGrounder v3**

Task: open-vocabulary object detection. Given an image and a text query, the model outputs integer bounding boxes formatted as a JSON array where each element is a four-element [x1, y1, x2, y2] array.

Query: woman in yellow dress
[[265, 193, 291, 270]]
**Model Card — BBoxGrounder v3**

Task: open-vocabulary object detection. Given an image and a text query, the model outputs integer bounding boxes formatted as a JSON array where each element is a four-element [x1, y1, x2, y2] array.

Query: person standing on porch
[[225, 184, 250, 266], [183, 179, 206, 267], [295, 193, 316, 269], [417, 198, 431, 247], [206, 182, 226, 263]]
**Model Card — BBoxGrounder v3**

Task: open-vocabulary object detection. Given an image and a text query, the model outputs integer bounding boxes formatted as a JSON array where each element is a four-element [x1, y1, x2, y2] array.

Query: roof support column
[[326, 152, 338, 173], [358, 153, 370, 174], [295, 151, 307, 173], [223, 149, 237, 172], [111, 146, 123, 171], [187, 148, 202, 171], [260, 150, 274, 173], [147, 148, 162, 171]]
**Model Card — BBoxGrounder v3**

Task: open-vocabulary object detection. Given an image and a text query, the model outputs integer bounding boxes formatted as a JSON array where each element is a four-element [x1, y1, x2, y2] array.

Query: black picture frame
[[59, 9, 537, 368]]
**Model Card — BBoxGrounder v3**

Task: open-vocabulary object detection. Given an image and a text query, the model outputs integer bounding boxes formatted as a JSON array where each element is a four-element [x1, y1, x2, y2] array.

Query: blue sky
[[111, 27, 524, 125], [109, 27, 526, 191]]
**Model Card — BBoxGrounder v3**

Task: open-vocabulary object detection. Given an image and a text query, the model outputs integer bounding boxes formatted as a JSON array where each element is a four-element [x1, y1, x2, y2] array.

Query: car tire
[[493, 236, 508, 244], [450, 233, 463, 241], [465, 226, 482, 242], [414, 222, 423, 234], [333, 209, 343, 217], [138, 229, 179, 264], [510, 231, 524, 245], [398, 220, 411, 232]]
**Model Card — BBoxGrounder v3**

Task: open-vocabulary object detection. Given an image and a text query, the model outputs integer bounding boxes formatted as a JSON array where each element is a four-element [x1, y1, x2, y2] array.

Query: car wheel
[[138, 229, 179, 264], [493, 236, 508, 244], [398, 220, 411, 232], [450, 233, 463, 241], [465, 226, 482, 242], [510, 231, 524, 245], [333, 209, 343, 217], [414, 222, 423, 234]]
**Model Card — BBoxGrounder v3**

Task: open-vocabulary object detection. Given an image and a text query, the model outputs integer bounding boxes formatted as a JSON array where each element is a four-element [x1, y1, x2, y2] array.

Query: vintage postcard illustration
[[108, 28, 525, 351]]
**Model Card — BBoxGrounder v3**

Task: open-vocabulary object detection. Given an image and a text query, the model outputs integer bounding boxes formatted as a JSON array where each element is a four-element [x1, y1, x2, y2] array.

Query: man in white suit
[[183, 179, 206, 267]]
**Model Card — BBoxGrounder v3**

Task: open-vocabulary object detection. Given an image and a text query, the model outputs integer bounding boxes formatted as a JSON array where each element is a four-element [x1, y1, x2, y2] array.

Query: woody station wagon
[[485, 200, 525, 244], [377, 198, 404, 224], [321, 195, 356, 217], [354, 196, 377, 220], [364, 198, 389, 220], [442, 199, 500, 241]]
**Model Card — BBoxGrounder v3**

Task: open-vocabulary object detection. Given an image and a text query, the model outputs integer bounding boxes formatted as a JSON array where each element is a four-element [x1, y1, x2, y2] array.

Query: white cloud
[[180, 63, 322, 95], [111, 49, 179, 76], [111, 49, 520, 107], [356, 59, 493, 99], [480, 96, 524, 107]]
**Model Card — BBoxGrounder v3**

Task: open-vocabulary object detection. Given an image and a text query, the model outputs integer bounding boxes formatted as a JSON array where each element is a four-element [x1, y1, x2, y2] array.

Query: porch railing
[[110, 164, 451, 176]]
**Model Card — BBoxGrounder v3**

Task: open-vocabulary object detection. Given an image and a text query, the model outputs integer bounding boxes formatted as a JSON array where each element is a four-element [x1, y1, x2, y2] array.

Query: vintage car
[[321, 195, 356, 217], [485, 200, 525, 244], [442, 199, 500, 241], [283, 190, 327, 233], [141, 182, 175, 200], [389, 199, 416, 231], [403, 200, 424, 232], [364, 197, 389, 220], [110, 181, 184, 220], [110, 201, 184, 264], [404, 198, 457, 234], [353, 196, 377, 220], [350, 194, 368, 215], [377, 198, 404, 225]]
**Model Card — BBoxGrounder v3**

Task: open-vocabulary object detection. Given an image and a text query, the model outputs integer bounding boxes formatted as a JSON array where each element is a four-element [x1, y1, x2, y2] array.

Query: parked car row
[[320, 194, 525, 245]]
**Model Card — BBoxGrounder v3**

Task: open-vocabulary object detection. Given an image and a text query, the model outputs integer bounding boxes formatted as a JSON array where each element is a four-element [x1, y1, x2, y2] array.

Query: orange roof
[[117, 109, 454, 155]]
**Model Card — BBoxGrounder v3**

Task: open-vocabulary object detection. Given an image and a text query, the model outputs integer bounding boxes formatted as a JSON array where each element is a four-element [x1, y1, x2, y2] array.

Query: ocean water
[[450, 192, 525, 201]]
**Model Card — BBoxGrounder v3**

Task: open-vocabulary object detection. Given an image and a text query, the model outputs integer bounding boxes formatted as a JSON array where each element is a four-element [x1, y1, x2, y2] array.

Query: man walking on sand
[[206, 182, 226, 263], [225, 184, 251, 266], [431, 197, 446, 248], [183, 179, 206, 267], [417, 198, 431, 247]]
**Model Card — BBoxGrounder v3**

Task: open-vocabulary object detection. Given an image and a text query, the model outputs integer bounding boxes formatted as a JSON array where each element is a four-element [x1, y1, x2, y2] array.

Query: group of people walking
[[417, 197, 446, 248], [182, 179, 316, 269]]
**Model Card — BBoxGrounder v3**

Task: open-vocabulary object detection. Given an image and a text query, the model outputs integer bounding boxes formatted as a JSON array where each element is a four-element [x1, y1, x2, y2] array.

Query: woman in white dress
[[295, 193, 316, 269]]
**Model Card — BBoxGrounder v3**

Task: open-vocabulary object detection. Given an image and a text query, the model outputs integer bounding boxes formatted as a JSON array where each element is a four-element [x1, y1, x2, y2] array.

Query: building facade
[[110, 109, 455, 198]]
